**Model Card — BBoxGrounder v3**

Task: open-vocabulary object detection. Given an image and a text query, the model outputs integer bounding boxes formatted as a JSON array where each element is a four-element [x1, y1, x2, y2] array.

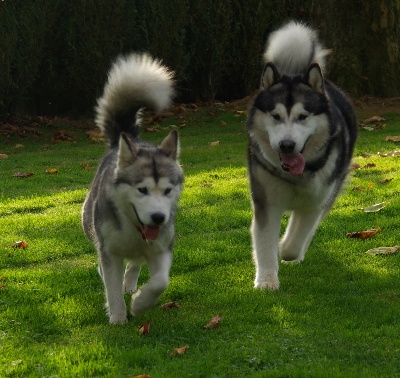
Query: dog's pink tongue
[[143, 225, 160, 240], [280, 153, 305, 176]]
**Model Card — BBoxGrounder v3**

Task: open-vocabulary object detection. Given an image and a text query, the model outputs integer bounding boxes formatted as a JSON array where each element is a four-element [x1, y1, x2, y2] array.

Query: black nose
[[151, 212, 165, 225], [279, 140, 296, 153]]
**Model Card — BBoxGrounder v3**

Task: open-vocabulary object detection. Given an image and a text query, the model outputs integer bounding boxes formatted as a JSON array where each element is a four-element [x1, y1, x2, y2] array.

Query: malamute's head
[[248, 63, 330, 176], [114, 130, 183, 240]]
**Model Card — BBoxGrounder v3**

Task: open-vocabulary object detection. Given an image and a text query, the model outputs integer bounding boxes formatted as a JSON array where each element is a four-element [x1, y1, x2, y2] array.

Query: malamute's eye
[[138, 187, 148, 195], [164, 188, 172, 195], [272, 114, 281, 121], [298, 114, 308, 121]]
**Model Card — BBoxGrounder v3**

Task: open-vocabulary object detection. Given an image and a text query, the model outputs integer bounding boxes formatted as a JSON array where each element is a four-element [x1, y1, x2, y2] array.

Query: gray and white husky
[[247, 22, 357, 290], [82, 53, 183, 324]]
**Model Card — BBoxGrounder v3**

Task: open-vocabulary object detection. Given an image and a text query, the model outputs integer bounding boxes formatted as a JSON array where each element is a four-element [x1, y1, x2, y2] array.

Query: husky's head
[[113, 130, 183, 240], [249, 63, 330, 176]]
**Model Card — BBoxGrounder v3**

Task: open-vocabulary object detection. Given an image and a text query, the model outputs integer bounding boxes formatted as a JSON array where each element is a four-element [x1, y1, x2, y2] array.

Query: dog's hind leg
[[130, 252, 172, 315], [279, 209, 324, 262], [100, 253, 127, 324], [252, 206, 282, 290], [123, 259, 142, 293]]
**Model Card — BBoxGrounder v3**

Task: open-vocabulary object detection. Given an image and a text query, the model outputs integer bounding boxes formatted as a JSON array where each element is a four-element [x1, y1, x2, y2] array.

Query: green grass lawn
[[1, 104, 400, 377]]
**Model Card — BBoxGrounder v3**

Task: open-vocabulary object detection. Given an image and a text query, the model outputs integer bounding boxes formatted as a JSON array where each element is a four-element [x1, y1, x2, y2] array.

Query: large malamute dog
[[82, 54, 183, 324], [247, 22, 357, 290]]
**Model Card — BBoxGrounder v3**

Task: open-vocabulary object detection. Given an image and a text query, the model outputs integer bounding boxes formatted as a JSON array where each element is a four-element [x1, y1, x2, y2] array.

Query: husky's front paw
[[130, 289, 155, 316], [109, 312, 127, 324], [123, 280, 137, 293], [254, 274, 280, 290]]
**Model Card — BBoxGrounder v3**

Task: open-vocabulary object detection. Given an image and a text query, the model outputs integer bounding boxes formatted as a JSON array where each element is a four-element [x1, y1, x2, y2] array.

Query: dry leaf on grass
[[350, 163, 361, 170], [0, 276, 8, 290], [144, 127, 160, 133], [138, 320, 150, 336], [201, 183, 213, 188], [160, 301, 181, 310], [346, 227, 381, 239], [13, 172, 34, 178], [46, 168, 58, 174], [365, 246, 400, 255], [386, 136, 400, 142], [208, 141, 220, 146], [363, 116, 385, 124], [128, 375, 152, 378], [361, 202, 385, 212], [203, 313, 222, 329], [10, 240, 29, 248], [378, 178, 393, 184], [378, 150, 400, 157], [219, 120, 227, 126], [362, 163, 376, 169], [80, 163, 95, 170], [352, 186, 363, 191], [0, 153, 8, 159], [86, 129, 104, 142], [169, 345, 189, 357]]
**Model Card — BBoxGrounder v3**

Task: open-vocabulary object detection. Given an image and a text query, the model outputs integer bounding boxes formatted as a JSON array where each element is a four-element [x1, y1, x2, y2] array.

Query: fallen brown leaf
[[46, 168, 58, 174], [201, 183, 213, 188], [80, 163, 95, 170], [352, 186, 363, 191], [138, 320, 150, 336], [363, 116, 385, 124], [360, 152, 371, 158], [0, 153, 8, 159], [378, 178, 393, 184], [208, 141, 220, 146], [362, 163, 376, 169], [366, 182, 374, 190], [346, 227, 381, 239], [0, 276, 7, 290], [13, 172, 34, 178], [144, 127, 160, 133], [203, 313, 222, 329], [10, 240, 29, 248], [161, 301, 181, 310], [219, 120, 227, 126], [365, 246, 400, 255], [86, 129, 104, 142], [170, 345, 189, 357], [350, 163, 361, 170], [386, 136, 400, 143]]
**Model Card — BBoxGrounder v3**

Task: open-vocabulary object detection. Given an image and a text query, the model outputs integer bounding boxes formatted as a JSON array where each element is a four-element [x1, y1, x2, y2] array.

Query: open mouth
[[132, 204, 161, 241], [279, 152, 305, 176], [136, 224, 161, 241]]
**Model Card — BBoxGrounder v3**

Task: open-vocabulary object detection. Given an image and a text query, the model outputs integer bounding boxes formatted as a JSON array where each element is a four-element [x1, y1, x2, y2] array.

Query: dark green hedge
[[0, 0, 399, 117]]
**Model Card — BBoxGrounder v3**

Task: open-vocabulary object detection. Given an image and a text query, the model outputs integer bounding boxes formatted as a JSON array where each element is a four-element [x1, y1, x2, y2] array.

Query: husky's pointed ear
[[261, 63, 280, 89], [306, 63, 325, 94], [159, 130, 179, 160], [118, 133, 138, 168]]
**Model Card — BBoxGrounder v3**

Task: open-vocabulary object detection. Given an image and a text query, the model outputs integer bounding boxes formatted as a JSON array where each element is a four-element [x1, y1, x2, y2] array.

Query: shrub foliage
[[0, 0, 399, 116]]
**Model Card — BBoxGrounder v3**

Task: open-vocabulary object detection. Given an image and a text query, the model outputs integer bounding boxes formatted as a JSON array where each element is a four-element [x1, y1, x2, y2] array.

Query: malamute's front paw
[[254, 274, 280, 290], [130, 289, 157, 316], [109, 312, 128, 324]]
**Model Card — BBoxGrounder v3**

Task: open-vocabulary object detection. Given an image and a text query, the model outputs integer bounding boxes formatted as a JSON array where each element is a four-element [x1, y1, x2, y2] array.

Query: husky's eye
[[298, 114, 308, 121], [272, 114, 281, 121], [164, 188, 172, 196], [137, 187, 148, 195]]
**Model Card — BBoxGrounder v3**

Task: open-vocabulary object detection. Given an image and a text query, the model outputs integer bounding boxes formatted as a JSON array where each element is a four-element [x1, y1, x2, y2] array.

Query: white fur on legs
[[279, 209, 324, 262], [130, 252, 172, 315], [252, 207, 282, 290], [100, 255, 127, 324], [123, 260, 142, 293]]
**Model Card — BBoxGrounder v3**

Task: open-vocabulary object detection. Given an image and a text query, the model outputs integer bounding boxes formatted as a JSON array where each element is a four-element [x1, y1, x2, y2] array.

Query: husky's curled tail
[[96, 53, 175, 147], [82, 53, 183, 324], [263, 21, 330, 77]]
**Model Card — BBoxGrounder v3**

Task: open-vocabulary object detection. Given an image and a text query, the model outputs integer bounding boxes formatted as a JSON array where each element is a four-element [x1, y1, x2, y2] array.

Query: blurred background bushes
[[0, 0, 398, 117]]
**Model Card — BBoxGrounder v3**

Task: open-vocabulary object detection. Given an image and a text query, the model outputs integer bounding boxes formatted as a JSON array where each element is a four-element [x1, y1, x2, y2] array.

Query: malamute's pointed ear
[[261, 63, 280, 89], [159, 130, 179, 160], [118, 133, 138, 168], [306, 63, 325, 94]]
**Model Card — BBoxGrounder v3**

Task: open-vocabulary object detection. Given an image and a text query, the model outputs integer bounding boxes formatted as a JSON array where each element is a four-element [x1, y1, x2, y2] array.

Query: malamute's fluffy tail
[[95, 53, 174, 147], [263, 21, 330, 77]]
